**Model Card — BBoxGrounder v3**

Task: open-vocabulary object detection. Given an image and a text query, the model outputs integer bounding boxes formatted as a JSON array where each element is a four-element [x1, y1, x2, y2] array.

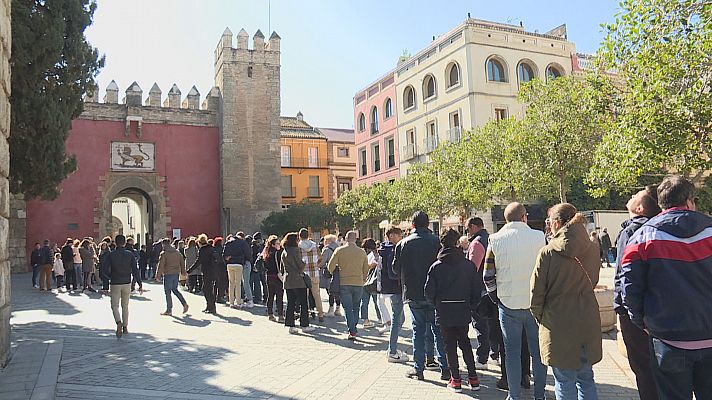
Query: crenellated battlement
[[214, 26, 281, 68], [85, 80, 222, 112]]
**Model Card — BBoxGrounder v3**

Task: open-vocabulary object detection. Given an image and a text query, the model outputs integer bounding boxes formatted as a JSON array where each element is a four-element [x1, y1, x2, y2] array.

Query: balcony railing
[[281, 157, 327, 168], [402, 144, 417, 160], [447, 127, 462, 143], [371, 122, 379, 134], [308, 186, 324, 198], [424, 135, 439, 153], [282, 186, 296, 198]]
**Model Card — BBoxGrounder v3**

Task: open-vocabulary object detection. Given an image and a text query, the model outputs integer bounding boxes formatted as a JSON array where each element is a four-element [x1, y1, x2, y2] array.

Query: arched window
[[423, 75, 436, 100], [447, 62, 460, 88], [546, 64, 563, 80], [403, 86, 416, 110], [517, 62, 535, 83], [358, 113, 366, 132], [487, 58, 507, 82], [370, 106, 379, 133], [384, 98, 393, 119]]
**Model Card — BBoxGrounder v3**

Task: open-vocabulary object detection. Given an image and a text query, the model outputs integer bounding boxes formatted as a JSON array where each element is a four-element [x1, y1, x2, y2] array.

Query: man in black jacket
[[393, 211, 448, 381], [106, 235, 143, 338], [223, 232, 253, 307], [61, 239, 76, 291], [30, 242, 42, 288]]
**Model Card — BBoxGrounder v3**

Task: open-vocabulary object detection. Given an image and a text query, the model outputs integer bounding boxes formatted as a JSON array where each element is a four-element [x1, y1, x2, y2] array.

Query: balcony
[[424, 136, 439, 153], [308, 186, 324, 198], [281, 157, 327, 169], [371, 122, 379, 134], [402, 144, 417, 160], [281, 186, 296, 198], [447, 127, 462, 143]]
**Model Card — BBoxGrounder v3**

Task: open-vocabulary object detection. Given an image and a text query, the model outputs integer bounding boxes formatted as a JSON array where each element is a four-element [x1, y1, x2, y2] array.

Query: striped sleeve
[[620, 226, 650, 328], [483, 246, 497, 294]]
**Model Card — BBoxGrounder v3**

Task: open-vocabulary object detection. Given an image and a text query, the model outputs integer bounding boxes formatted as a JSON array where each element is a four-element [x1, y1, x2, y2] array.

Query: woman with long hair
[[188, 234, 217, 314], [79, 239, 97, 293], [281, 233, 314, 333], [361, 238, 382, 329], [262, 235, 284, 322], [184, 238, 201, 293]]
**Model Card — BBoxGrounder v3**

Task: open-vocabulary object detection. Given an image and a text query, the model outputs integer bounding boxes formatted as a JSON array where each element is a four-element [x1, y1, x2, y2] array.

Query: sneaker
[[160, 311, 172, 316], [230, 304, 241, 309], [468, 375, 481, 391], [425, 360, 440, 370], [378, 323, 391, 335], [376, 319, 384, 327], [363, 320, 375, 329], [405, 368, 424, 381], [334, 307, 342, 316], [268, 314, 276, 322], [245, 301, 254, 308], [447, 378, 462, 393], [387, 350, 409, 363], [288, 327, 298, 334], [475, 360, 489, 371], [347, 332, 357, 341], [302, 326, 316, 333]]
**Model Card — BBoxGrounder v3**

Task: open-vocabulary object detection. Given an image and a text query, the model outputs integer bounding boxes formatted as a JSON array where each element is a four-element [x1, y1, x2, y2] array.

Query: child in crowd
[[53, 253, 64, 290]]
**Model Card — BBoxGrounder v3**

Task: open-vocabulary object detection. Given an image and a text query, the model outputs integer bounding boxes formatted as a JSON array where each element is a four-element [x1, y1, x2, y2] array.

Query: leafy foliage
[[260, 200, 352, 236], [10, 0, 104, 199], [588, 0, 712, 192]]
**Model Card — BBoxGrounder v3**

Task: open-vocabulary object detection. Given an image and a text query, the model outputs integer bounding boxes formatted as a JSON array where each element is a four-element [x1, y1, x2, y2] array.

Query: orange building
[[280, 112, 329, 208]]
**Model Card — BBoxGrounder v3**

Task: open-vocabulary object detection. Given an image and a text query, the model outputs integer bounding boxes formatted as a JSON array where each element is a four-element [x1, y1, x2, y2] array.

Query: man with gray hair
[[483, 202, 547, 400], [328, 230, 370, 340]]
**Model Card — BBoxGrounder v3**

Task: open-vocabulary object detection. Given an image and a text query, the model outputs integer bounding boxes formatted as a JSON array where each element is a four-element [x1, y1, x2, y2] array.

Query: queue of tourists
[[28, 175, 712, 400]]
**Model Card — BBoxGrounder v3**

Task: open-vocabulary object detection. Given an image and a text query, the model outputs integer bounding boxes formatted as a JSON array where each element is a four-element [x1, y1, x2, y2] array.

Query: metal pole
[[268, 0, 271, 34]]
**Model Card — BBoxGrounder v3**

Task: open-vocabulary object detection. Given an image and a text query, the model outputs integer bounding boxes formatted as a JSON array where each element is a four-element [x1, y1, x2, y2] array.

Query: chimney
[[85, 83, 99, 102], [296, 111, 304, 121], [104, 80, 119, 104], [146, 83, 162, 107], [182, 86, 200, 109], [125, 82, 143, 106], [164, 84, 181, 108]]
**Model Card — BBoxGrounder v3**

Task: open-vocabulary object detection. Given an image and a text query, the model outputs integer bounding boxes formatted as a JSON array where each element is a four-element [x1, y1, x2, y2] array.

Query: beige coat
[[327, 242, 369, 287], [530, 221, 602, 370], [156, 246, 186, 277]]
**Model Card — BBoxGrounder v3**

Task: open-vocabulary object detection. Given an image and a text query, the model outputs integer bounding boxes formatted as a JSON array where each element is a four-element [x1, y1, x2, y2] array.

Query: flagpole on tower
[[268, 0, 271, 34]]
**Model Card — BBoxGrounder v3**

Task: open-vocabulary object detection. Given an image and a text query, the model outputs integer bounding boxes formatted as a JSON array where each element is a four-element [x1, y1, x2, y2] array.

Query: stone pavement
[[1, 269, 639, 400]]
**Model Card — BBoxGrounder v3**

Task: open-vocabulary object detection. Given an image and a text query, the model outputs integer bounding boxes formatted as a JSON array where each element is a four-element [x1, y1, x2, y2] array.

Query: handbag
[[330, 267, 341, 292], [319, 268, 331, 289], [302, 272, 312, 288], [364, 267, 378, 294]]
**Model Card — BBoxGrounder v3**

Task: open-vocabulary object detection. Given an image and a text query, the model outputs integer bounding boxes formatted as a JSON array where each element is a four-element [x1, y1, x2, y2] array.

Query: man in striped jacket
[[621, 175, 712, 399]]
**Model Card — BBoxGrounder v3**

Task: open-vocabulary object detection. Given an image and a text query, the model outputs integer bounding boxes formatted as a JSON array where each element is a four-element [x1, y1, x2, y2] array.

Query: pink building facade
[[353, 71, 399, 186]]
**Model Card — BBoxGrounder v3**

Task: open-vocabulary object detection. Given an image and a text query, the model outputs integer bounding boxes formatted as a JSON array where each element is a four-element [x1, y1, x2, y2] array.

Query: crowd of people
[[27, 175, 712, 400]]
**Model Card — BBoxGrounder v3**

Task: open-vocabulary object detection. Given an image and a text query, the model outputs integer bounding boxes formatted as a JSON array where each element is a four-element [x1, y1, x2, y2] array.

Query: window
[[494, 108, 508, 121], [450, 111, 460, 128], [423, 75, 436, 99], [448, 111, 461, 142], [518, 62, 535, 83], [403, 86, 415, 110], [370, 106, 379, 134], [281, 175, 294, 197], [247, 65, 253, 78], [384, 98, 393, 119], [387, 138, 395, 168], [373, 143, 381, 172], [308, 147, 319, 168], [403, 129, 416, 160], [546, 64, 563, 80], [447, 62, 460, 88], [337, 147, 349, 157], [425, 121, 438, 152], [359, 148, 367, 176], [487, 58, 507, 82], [280, 145, 291, 167], [358, 113, 366, 132], [308, 176, 321, 197], [337, 179, 352, 197]]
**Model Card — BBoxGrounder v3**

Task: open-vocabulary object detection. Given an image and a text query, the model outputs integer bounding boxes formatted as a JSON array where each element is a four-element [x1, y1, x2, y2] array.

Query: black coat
[[424, 247, 481, 327], [223, 238, 251, 265], [61, 244, 74, 267], [189, 244, 215, 277], [393, 228, 440, 302], [106, 247, 142, 286]]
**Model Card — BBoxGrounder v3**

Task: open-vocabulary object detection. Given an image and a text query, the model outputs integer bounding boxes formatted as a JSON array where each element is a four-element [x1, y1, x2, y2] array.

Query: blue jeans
[[387, 294, 405, 355], [499, 305, 548, 400], [360, 287, 381, 321], [340, 285, 363, 334], [74, 264, 83, 288], [650, 337, 712, 400], [32, 265, 39, 286], [552, 347, 598, 400], [409, 300, 447, 372], [163, 274, 187, 313], [241, 262, 253, 302]]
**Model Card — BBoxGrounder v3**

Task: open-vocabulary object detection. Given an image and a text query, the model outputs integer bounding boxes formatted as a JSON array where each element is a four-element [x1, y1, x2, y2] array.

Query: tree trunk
[[559, 175, 567, 203]]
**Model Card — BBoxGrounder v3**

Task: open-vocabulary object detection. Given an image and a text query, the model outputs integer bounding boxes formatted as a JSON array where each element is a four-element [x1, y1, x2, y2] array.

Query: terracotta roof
[[280, 116, 326, 139], [318, 127, 355, 143]]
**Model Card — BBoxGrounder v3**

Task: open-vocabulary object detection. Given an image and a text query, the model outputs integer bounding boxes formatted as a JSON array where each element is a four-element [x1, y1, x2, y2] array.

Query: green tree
[[260, 200, 352, 236], [10, 0, 104, 199], [518, 74, 614, 202], [588, 0, 711, 192]]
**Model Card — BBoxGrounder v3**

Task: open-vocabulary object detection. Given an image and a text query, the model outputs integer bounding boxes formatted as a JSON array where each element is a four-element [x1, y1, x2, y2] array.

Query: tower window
[[248, 66, 253, 78]]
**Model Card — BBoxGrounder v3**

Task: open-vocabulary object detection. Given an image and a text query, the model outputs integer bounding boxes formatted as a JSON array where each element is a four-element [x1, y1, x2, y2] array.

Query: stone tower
[[214, 28, 281, 234]]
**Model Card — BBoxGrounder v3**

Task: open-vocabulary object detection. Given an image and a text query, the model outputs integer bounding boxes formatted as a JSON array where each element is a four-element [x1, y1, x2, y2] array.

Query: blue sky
[[86, 0, 621, 129]]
